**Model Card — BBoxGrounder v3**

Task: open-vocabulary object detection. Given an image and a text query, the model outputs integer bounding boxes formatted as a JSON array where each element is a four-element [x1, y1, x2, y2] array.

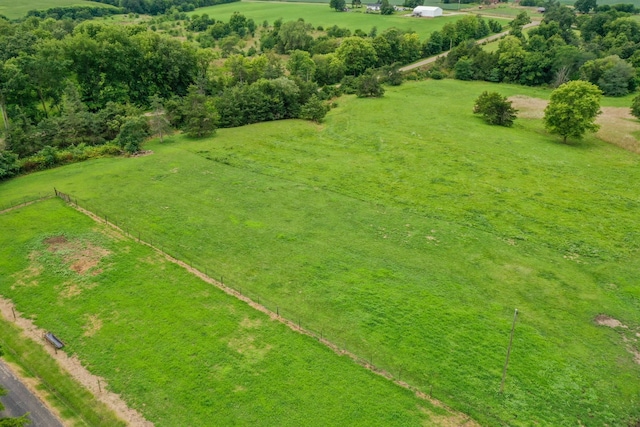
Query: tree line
[[434, 1, 640, 97], [1, 7, 469, 179]]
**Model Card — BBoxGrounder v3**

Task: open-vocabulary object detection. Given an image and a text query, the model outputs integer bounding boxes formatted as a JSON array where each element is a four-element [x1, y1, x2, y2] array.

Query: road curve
[[399, 21, 541, 72], [0, 360, 64, 427]]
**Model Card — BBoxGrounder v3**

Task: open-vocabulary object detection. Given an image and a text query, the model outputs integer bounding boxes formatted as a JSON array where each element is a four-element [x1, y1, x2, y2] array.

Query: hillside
[[1, 79, 640, 425]]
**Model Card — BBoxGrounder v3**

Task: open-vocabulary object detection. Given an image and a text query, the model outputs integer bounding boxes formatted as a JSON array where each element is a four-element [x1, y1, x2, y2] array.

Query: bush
[[0, 151, 19, 180], [631, 94, 640, 120], [356, 72, 385, 98], [473, 91, 518, 127], [300, 95, 330, 123]]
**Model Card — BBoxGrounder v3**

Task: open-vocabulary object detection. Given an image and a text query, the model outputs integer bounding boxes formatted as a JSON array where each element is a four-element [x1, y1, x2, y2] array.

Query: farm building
[[412, 6, 443, 17]]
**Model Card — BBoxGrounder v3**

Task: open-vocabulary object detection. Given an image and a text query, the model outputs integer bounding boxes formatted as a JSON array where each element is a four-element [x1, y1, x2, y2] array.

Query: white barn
[[412, 6, 443, 17]]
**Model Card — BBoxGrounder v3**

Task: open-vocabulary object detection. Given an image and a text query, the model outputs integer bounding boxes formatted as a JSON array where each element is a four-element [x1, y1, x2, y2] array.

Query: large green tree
[[330, 0, 346, 11], [335, 37, 378, 76], [544, 80, 602, 143]]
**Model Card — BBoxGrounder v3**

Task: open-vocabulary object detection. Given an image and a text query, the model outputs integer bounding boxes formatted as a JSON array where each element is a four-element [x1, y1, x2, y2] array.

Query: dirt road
[[399, 21, 540, 72]]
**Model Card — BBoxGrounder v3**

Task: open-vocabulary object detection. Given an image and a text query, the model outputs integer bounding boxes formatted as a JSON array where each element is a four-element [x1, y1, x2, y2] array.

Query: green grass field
[[0, 199, 453, 426], [1, 79, 640, 425], [0, 0, 112, 19], [189, 2, 499, 39]]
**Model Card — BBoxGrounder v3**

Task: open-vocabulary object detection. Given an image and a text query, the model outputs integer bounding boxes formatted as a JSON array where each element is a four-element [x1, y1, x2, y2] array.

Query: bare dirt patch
[[131, 150, 154, 157], [44, 235, 110, 276], [508, 96, 640, 153], [594, 314, 627, 329], [594, 314, 640, 365], [0, 297, 152, 426]]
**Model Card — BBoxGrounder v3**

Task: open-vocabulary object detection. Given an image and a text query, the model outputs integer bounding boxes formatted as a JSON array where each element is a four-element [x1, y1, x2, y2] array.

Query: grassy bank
[[0, 318, 125, 426]]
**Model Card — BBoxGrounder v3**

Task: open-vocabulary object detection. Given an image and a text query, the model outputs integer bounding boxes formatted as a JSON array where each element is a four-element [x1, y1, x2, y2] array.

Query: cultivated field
[[189, 2, 486, 38], [0, 0, 112, 19], [1, 79, 640, 425]]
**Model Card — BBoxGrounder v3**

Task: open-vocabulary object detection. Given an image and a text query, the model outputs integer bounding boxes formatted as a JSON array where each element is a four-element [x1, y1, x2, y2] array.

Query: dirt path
[[47, 197, 479, 426], [0, 298, 153, 426], [399, 21, 540, 72]]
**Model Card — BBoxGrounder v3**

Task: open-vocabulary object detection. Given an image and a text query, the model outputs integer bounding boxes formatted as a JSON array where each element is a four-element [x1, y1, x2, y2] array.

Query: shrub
[[631, 94, 640, 120], [473, 91, 518, 127]]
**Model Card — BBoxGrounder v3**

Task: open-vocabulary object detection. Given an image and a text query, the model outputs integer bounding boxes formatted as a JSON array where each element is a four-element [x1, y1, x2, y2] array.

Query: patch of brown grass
[[83, 314, 103, 337], [508, 96, 640, 153], [45, 235, 110, 276]]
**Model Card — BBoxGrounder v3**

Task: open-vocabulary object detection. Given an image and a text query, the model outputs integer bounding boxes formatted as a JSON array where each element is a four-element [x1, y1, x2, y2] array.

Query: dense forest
[[0, 0, 638, 181]]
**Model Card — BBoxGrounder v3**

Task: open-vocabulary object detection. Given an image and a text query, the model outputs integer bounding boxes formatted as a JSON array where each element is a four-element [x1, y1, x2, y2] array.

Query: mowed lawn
[[0, 199, 446, 426], [1, 79, 640, 425], [0, 0, 113, 19], [190, 2, 483, 39]]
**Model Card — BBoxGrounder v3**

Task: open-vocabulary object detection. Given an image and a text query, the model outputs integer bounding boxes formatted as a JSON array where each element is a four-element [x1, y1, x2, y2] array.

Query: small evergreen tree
[[182, 86, 219, 138], [473, 91, 518, 127], [148, 95, 172, 143], [630, 94, 640, 120], [300, 95, 330, 123]]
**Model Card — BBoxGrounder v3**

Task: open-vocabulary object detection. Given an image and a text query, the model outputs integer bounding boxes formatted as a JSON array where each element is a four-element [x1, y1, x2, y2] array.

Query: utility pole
[[500, 308, 518, 393]]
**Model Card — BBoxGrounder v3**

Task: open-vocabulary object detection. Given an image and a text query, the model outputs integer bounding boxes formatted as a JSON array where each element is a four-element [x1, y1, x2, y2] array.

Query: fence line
[[51, 188, 483, 422], [0, 192, 51, 214]]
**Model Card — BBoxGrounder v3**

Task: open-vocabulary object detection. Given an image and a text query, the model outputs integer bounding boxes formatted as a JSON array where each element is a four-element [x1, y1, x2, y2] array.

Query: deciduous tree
[[330, 0, 347, 12], [544, 80, 601, 143]]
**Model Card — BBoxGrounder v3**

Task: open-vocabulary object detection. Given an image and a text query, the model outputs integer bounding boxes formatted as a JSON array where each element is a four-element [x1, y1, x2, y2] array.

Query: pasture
[[0, 0, 112, 19], [189, 2, 488, 38], [0, 199, 451, 426], [1, 79, 640, 425]]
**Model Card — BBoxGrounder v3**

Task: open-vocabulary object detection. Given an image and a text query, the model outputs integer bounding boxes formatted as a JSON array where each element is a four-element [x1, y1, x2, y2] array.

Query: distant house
[[366, 3, 381, 11], [412, 6, 443, 17], [537, 7, 546, 12]]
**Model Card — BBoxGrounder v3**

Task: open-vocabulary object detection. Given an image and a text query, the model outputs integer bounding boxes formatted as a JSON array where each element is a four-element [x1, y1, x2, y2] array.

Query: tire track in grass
[[60, 195, 480, 427]]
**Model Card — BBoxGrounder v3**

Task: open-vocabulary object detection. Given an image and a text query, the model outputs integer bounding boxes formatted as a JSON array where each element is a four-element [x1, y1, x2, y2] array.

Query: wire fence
[[0, 192, 51, 214], [50, 188, 506, 423]]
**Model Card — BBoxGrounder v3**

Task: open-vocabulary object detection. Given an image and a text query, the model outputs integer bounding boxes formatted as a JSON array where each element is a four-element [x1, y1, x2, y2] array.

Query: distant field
[[252, 0, 468, 9], [0, 199, 450, 426], [0, 0, 112, 19], [2, 79, 639, 426], [189, 2, 503, 39]]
